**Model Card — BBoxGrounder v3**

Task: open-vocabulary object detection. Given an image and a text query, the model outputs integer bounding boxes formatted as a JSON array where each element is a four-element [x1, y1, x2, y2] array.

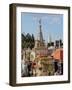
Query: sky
[[21, 12, 63, 43]]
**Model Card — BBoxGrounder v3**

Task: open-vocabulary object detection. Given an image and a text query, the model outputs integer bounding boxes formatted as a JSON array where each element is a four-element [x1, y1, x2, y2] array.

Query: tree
[[21, 33, 35, 49], [30, 34, 35, 49], [47, 43, 51, 47], [59, 39, 63, 47], [21, 33, 26, 49]]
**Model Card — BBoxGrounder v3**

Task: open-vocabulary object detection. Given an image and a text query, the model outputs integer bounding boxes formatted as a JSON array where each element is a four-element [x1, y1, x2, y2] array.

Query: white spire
[[37, 19, 44, 42], [48, 33, 52, 43]]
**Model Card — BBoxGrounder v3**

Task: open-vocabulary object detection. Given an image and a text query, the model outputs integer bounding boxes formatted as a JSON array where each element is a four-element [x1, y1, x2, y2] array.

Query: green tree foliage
[[47, 43, 51, 47], [21, 33, 35, 49]]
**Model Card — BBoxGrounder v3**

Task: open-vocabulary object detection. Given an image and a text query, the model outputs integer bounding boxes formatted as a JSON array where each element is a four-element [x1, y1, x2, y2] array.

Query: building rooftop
[[51, 48, 63, 61]]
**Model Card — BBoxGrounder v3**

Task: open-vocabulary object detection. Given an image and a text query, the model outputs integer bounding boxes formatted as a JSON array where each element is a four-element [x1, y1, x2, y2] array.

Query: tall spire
[[37, 19, 44, 42], [39, 19, 41, 25], [49, 34, 52, 43], [35, 19, 45, 48]]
